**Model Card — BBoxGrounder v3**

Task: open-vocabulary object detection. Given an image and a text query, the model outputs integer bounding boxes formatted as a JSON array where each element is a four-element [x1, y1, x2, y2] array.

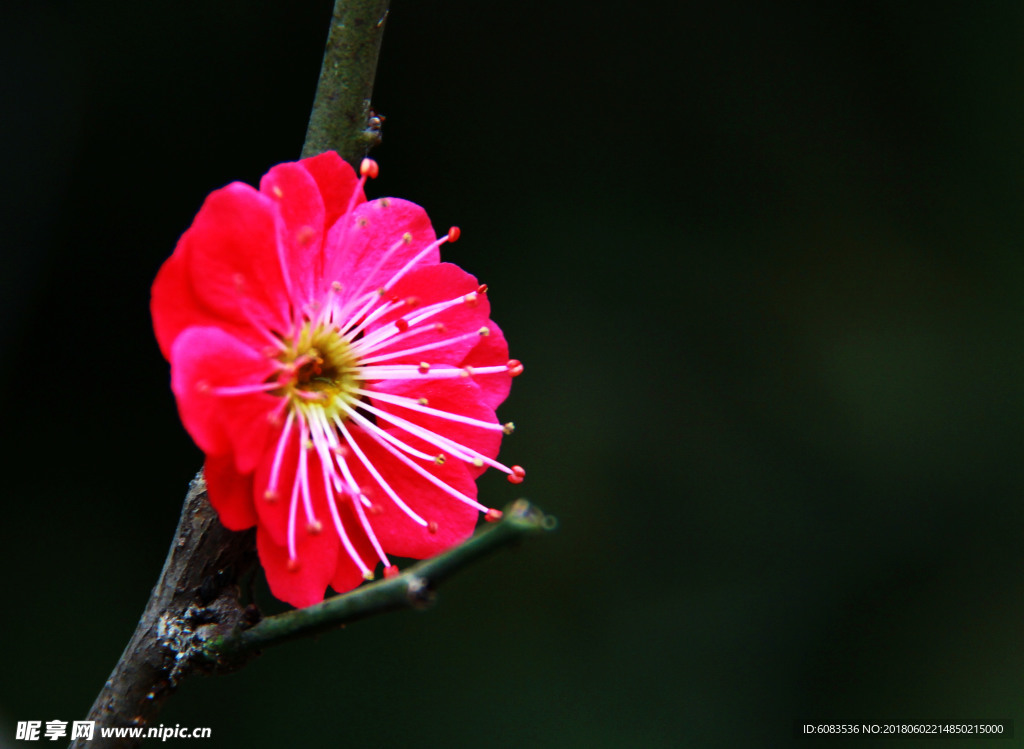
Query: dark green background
[[2, 2, 1022, 747]]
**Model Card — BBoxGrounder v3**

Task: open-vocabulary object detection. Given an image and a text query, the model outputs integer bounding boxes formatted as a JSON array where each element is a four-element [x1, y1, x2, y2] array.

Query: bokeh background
[[2, 2, 1023, 747]]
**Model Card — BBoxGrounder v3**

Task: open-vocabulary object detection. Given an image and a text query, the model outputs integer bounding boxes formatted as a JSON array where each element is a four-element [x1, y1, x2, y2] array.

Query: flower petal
[[260, 162, 328, 306], [183, 182, 294, 337], [346, 428, 479, 559], [151, 246, 264, 358], [322, 198, 438, 302], [204, 454, 258, 530], [169, 326, 279, 472], [371, 378, 502, 478], [257, 521, 339, 609], [329, 499, 380, 594], [362, 263, 491, 367], [459, 319, 512, 409], [298, 151, 364, 231]]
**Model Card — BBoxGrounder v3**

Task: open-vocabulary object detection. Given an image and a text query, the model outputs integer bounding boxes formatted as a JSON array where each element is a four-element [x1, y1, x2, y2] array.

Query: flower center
[[275, 321, 361, 420]]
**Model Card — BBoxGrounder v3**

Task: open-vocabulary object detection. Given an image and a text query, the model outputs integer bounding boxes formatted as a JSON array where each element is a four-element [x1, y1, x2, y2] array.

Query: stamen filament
[[210, 381, 280, 396], [333, 415, 428, 527], [356, 364, 508, 380], [265, 409, 296, 499], [349, 409, 489, 513], [356, 328, 485, 364], [351, 387, 507, 432], [307, 411, 374, 579], [356, 400, 511, 474]]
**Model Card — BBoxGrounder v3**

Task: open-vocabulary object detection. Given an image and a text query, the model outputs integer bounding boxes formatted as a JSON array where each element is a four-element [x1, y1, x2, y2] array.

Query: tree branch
[[72, 473, 258, 749], [203, 499, 556, 661], [301, 0, 391, 164]]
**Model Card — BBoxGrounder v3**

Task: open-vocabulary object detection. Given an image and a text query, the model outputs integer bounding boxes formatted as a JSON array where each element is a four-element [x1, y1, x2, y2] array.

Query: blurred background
[[2, 2, 1023, 747]]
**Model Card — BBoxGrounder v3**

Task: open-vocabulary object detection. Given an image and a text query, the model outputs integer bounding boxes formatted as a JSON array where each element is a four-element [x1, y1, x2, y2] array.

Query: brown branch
[[301, 0, 391, 164], [77, 5, 395, 741], [72, 473, 258, 749]]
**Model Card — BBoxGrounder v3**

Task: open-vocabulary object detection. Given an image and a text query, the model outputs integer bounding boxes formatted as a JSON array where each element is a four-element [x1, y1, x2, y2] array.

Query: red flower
[[151, 153, 523, 607]]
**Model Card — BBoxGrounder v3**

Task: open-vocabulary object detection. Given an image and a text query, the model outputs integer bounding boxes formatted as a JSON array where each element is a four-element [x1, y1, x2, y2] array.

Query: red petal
[[183, 182, 294, 336], [169, 326, 278, 471], [204, 454, 258, 530], [322, 198, 437, 301], [257, 521, 339, 609], [371, 378, 502, 478], [346, 428, 479, 559], [259, 162, 326, 307], [298, 151, 364, 231], [459, 320, 512, 409], [252, 422, 300, 547], [329, 498, 380, 594], [151, 245, 265, 359], [366, 263, 490, 366]]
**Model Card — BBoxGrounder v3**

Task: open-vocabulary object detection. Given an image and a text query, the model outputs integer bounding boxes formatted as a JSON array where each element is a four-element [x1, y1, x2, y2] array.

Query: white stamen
[[356, 328, 485, 364], [350, 410, 489, 513], [356, 400, 511, 474], [351, 387, 507, 432], [333, 415, 428, 527], [265, 409, 296, 499]]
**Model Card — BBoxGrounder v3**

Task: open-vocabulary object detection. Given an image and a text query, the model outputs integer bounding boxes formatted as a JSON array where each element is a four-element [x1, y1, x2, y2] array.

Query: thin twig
[[301, 0, 391, 163], [204, 500, 556, 660]]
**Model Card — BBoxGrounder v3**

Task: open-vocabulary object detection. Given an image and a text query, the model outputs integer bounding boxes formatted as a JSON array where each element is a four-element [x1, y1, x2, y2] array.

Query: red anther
[[434, 322, 447, 333], [263, 489, 279, 503], [395, 318, 409, 332], [447, 226, 461, 242], [296, 225, 316, 247], [428, 521, 439, 534], [286, 558, 301, 572], [485, 508, 504, 522], [360, 158, 379, 179], [507, 359, 524, 376], [307, 520, 323, 535], [418, 362, 431, 374], [477, 284, 488, 294], [508, 465, 526, 484], [384, 564, 400, 579]]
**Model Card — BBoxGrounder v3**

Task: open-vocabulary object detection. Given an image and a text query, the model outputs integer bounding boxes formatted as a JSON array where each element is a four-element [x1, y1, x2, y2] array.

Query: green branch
[[204, 499, 556, 660], [301, 0, 391, 163]]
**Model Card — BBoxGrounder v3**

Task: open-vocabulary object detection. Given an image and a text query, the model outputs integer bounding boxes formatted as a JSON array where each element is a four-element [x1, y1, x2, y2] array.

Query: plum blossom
[[151, 152, 522, 607]]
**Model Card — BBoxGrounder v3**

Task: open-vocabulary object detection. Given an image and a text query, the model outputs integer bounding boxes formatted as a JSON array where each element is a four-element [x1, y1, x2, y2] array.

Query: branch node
[[405, 575, 434, 609]]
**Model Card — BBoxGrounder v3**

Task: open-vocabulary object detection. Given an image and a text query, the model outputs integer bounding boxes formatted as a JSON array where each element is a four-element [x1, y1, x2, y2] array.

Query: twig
[[204, 499, 556, 660], [301, 0, 391, 163]]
